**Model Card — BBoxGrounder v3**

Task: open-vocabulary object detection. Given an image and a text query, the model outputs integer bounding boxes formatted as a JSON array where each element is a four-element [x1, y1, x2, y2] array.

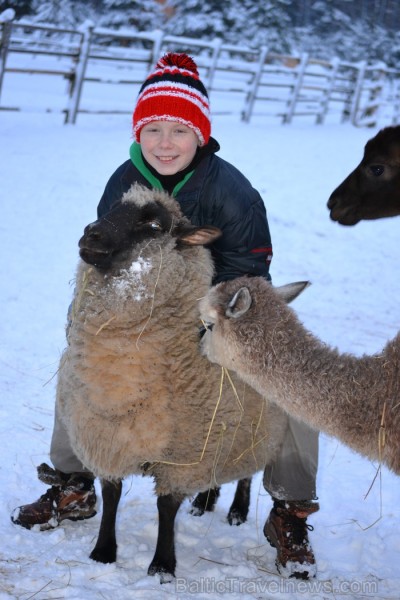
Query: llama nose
[[199, 323, 214, 338], [327, 191, 337, 209]]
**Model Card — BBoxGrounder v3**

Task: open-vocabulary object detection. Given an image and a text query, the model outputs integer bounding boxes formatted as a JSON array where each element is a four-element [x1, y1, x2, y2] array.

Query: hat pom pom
[[156, 52, 199, 75]]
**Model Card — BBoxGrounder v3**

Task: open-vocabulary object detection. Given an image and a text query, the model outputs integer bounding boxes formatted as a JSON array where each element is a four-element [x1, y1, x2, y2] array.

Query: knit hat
[[133, 53, 211, 146]]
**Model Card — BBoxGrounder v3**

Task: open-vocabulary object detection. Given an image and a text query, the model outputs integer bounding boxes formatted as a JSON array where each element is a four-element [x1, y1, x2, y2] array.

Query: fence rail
[[1, 11, 400, 127]]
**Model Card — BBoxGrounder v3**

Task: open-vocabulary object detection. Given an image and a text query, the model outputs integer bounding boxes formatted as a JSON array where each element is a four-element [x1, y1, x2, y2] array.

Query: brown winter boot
[[10, 463, 96, 531], [264, 498, 319, 580]]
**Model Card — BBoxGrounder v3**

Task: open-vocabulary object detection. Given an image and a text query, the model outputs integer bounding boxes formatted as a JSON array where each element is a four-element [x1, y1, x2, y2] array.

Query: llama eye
[[369, 165, 384, 176]]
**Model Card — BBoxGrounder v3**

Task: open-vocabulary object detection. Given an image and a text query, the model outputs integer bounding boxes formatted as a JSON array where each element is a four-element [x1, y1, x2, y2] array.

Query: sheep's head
[[200, 277, 309, 371], [79, 184, 221, 270]]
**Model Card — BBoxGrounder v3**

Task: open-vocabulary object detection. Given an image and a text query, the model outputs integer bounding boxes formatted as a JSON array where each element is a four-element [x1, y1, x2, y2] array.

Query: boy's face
[[140, 121, 199, 175]]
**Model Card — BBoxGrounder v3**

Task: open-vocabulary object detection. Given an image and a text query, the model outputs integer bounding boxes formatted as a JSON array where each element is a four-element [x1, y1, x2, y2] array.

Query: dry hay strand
[[361, 401, 386, 529], [149, 366, 267, 489], [147, 366, 228, 470]]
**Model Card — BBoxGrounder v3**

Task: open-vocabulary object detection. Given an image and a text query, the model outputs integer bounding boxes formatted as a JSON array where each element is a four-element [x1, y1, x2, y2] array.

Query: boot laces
[[283, 511, 314, 547], [37, 485, 61, 506]]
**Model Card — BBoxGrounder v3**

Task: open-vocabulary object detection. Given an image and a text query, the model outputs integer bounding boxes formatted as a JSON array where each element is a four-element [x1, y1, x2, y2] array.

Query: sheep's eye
[[149, 221, 162, 230], [369, 165, 384, 177]]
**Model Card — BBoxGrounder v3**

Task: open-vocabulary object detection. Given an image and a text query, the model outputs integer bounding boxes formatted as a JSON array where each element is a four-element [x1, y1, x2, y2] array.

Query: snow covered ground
[[1, 109, 400, 599]]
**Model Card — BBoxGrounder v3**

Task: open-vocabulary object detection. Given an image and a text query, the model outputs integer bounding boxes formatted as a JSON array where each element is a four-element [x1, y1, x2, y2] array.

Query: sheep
[[56, 183, 288, 582], [199, 275, 400, 475], [327, 125, 400, 225]]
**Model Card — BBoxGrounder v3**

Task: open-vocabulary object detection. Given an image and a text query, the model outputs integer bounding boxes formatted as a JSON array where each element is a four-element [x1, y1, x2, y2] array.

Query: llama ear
[[274, 281, 310, 304], [226, 287, 252, 318]]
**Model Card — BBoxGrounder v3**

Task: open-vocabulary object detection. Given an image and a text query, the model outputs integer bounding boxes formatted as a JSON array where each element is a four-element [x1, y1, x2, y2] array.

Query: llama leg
[[148, 493, 183, 583], [90, 479, 122, 564], [190, 486, 221, 516], [227, 477, 251, 525]]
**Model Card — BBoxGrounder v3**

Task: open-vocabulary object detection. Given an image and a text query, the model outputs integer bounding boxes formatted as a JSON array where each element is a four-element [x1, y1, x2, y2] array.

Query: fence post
[[149, 29, 165, 72], [348, 61, 367, 126], [282, 52, 309, 124], [0, 8, 15, 104], [340, 65, 358, 123], [65, 21, 94, 124], [241, 45, 268, 122], [205, 37, 222, 90], [358, 65, 386, 127], [316, 57, 339, 124], [391, 75, 400, 124]]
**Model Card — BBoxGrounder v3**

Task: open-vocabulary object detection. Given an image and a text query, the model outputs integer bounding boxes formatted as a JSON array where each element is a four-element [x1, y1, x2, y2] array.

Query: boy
[[11, 53, 319, 579]]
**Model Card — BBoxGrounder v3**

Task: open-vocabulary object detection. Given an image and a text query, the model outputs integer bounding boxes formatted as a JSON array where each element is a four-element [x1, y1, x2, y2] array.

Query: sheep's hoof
[[189, 504, 205, 517], [190, 488, 219, 516], [147, 560, 175, 583], [227, 508, 248, 526], [90, 545, 117, 564]]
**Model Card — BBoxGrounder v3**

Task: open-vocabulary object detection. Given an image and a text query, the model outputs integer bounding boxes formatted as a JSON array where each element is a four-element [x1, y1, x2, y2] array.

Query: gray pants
[[51, 403, 318, 501], [50, 402, 93, 475], [263, 415, 319, 501]]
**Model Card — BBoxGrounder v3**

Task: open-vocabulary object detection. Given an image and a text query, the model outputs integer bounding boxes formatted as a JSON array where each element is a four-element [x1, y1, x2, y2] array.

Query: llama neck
[[245, 317, 398, 463]]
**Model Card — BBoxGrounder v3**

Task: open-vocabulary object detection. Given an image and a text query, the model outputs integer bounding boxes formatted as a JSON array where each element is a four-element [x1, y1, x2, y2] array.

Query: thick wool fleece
[[56, 187, 287, 496]]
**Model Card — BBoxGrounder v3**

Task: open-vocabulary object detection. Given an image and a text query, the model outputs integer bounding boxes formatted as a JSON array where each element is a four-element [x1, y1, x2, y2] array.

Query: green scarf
[[129, 142, 194, 196]]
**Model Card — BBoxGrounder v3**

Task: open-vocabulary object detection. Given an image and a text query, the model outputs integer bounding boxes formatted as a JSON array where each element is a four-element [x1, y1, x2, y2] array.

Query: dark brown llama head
[[327, 126, 400, 225]]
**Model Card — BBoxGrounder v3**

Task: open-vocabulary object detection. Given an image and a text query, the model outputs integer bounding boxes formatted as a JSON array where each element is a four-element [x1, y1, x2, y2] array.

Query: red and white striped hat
[[133, 53, 211, 146]]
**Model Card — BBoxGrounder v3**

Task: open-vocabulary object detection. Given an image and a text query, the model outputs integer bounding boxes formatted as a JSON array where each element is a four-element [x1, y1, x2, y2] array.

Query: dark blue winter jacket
[[97, 138, 272, 284]]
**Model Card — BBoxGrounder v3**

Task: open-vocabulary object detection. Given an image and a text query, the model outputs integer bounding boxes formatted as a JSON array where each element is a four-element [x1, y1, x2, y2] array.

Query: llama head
[[327, 125, 400, 225], [199, 276, 309, 371]]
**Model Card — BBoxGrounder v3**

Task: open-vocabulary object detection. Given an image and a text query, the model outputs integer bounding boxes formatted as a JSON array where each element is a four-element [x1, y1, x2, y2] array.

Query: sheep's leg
[[227, 477, 251, 525], [190, 486, 221, 516], [148, 493, 183, 583], [90, 479, 122, 564]]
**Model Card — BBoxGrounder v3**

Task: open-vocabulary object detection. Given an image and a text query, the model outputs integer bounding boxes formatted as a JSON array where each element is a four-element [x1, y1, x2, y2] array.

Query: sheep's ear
[[274, 281, 310, 304], [226, 287, 252, 318], [177, 225, 222, 247]]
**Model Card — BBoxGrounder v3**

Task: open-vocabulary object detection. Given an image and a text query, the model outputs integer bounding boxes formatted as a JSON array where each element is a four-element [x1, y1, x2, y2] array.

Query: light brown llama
[[200, 276, 400, 475]]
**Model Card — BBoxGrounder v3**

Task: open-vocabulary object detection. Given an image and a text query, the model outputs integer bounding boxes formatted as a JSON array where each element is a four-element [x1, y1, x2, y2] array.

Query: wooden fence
[[1, 11, 400, 127]]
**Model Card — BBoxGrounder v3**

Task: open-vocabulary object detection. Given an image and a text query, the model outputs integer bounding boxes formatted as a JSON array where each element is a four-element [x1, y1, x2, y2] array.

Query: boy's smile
[[140, 121, 199, 175]]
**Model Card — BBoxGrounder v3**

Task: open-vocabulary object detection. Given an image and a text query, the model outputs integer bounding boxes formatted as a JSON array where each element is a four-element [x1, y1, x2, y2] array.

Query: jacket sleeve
[[206, 164, 273, 284], [210, 200, 272, 283]]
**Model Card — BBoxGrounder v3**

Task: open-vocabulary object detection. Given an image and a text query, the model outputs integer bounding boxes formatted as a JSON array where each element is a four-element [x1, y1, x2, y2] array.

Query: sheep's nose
[[84, 223, 102, 240], [88, 230, 101, 241]]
